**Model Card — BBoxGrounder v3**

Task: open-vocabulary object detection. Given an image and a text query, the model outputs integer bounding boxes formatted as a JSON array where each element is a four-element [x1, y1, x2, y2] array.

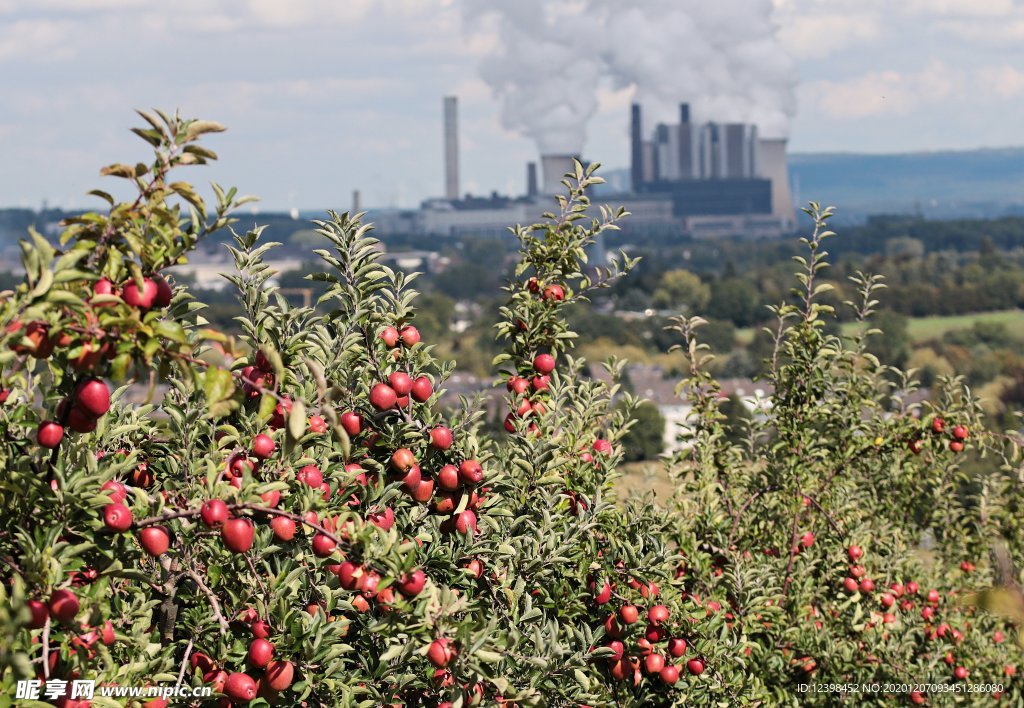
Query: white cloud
[[776, 13, 880, 59], [802, 60, 964, 119], [0, 18, 75, 61], [978, 64, 1024, 99]]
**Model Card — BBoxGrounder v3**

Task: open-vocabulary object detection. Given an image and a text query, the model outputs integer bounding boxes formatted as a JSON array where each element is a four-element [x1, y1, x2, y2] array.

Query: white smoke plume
[[462, 0, 605, 155], [462, 0, 797, 154]]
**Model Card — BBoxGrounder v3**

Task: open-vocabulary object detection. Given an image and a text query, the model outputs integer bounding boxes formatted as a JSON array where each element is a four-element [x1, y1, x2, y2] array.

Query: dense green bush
[[1, 114, 1021, 707]]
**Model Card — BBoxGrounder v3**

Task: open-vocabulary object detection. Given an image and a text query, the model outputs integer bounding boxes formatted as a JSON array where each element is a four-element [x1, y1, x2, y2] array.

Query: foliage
[[1, 116, 1022, 707]]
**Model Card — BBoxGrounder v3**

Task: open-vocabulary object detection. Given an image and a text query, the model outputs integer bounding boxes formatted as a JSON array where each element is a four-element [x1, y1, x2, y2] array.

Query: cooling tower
[[756, 138, 795, 225], [541, 154, 577, 195]]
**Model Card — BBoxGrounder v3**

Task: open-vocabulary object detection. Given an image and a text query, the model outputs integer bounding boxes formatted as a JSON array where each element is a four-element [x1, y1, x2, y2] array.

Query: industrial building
[[383, 97, 796, 240]]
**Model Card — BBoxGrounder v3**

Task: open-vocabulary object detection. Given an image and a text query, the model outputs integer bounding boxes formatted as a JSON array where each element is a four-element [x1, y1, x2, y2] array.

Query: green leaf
[[204, 367, 237, 419], [288, 400, 307, 442]]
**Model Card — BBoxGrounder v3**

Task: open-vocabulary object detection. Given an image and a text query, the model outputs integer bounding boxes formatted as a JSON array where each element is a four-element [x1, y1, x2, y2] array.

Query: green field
[[737, 309, 1024, 346]]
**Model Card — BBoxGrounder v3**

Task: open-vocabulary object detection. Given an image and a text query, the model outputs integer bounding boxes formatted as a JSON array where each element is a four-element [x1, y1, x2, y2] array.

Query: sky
[[2, 0, 1024, 211]]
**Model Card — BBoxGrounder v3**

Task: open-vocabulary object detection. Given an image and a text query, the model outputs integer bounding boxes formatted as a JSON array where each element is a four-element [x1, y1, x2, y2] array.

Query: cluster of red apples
[[907, 417, 970, 455]]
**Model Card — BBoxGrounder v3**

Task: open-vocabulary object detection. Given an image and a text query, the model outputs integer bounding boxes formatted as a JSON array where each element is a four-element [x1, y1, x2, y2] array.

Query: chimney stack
[[443, 96, 459, 201], [630, 102, 643, 192], [526, 162, 538, 198], [352, 189, 361, 213]]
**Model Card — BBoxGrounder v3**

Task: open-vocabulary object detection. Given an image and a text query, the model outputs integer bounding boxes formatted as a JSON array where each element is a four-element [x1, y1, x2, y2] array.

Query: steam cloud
[[462, 0, 797, 155]]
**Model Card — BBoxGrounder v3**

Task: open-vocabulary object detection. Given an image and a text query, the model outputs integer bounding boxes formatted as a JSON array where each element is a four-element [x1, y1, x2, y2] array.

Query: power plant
[[381, 97, 796, 240]]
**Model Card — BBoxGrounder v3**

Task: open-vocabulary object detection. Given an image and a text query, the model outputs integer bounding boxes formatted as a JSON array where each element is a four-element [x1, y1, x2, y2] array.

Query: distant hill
[[789, 147, 1024, 222]]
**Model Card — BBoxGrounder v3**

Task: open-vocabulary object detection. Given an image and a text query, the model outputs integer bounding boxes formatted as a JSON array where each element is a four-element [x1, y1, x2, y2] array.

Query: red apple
[[37, 421, 64, 448], [648, 605, 670, 625], [410, 477, 435, 503], [264, 660, 294, 691], [533, 353, 555, 374], [847, 545, 863, 561], [122, 278, 158, 309], [66, 405, 97, 434], [101, 480, 127, 503], [397, 569, 426, 597], [48, 589, 79, 623], [686, 658, 705, 675], [369, 507, 395, 531], [297, 465, 323, 488], [437, 464, 460, 491], [222, 518, 255, 553], [668, 638, 686, 658], [224, 672, 257, 703], [75, 378, 111, 417], [593, 579, 612, 605], [103, 503, 133, 532], [380, 326, 400, 348], [660, 664, 680, 685], [248, 638, 274, 668], [399, 325, 421, 347], [410, 376, 433, 402], [458, 459, 483, 485], [153, 275, 173, 307], [507, 376, 529, 394], [427, 638, 455, 668], [270, 516, 296, 541], [200, 499, 229, 527], [952, 425, 968, 440], [27, 599, 49, 628], [390, 447, 416, 472], [308, 415, 327, 434], [644, 653, 665, 675], [619, 605, 639, 624], [311, 533, 337, 557], [251, 434, 275, 460], [388, 371, 413, 395], [370, 383, 398, 411], [430, 426, 453, 450], [139, 527, 170, 556], [543, 284, 565, 301], [340, 411, 363, 436]]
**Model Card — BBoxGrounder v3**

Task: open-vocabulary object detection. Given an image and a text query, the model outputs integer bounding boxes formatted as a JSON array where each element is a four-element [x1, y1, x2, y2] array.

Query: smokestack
[[526, 162, 538, 198], [352, 189, 361, 213], [630, 103, 643, 192], [541, 154, 577, 195], [680, 103, 690, 124], [443, 96, 459, 201], [756, 138, 795, 226]]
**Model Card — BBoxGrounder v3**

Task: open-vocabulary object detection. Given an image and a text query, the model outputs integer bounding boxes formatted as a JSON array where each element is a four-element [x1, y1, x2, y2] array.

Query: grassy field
[[616, 461, 675, 502], [737, 309, 1024, 346]]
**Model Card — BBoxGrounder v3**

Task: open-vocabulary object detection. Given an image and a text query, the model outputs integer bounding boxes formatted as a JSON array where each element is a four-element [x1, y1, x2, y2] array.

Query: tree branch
[[185, 570, 228, 637]]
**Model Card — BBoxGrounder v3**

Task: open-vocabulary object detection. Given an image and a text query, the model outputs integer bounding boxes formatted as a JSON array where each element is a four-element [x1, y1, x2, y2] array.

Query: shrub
[[0, 114, 1020, 706]]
